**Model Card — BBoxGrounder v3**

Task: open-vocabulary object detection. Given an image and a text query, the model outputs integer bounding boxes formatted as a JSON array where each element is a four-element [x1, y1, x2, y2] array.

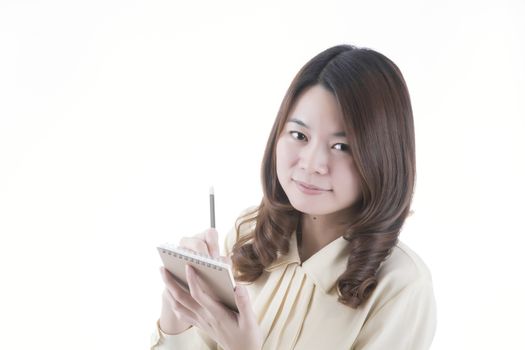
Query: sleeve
[[351, 278, 437, 350], [150, 320, 218, 350]]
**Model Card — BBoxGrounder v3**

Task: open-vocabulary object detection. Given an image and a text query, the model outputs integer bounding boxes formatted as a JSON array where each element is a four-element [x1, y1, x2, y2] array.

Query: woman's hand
[[158, 228, 221, 335], [159, 228, 263, 350]]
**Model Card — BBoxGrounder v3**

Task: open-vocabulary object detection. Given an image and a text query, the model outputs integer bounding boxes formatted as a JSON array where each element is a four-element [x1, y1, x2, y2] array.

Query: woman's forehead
[[286, 86, 346, 132]]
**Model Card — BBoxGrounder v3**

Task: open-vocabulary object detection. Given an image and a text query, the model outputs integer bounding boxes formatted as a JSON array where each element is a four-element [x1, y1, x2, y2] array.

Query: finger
[[193, 228, 211, 242], [219, 255, 232, 265], [160, 267, 203, 315], [179, 237, 210, 255], [185, 265, 230, 320], [162, 269, 220, 334], [162, 288, 176, 309], [163, 288, 198, 326], [172, 301, 197, 326], [161, 267, 217, 329], [234, 284, 257, 326], [204, 228, 220, 258], [166, 290, 202, 326]]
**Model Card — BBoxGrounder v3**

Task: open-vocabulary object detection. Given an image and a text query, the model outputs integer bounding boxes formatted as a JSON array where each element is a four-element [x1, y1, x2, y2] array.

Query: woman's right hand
[[158, 228, 221, 335]]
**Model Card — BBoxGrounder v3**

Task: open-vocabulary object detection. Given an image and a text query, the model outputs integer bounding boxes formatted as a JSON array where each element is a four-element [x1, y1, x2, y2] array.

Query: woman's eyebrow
[[288, 118, 346, 137]]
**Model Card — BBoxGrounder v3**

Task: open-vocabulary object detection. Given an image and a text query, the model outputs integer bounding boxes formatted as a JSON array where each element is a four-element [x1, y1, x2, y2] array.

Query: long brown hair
[[231, 44, 416, 308]]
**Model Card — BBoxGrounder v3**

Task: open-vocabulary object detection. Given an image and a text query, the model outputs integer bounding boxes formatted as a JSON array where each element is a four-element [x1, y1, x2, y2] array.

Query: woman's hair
[[231, 44, 416, 308]]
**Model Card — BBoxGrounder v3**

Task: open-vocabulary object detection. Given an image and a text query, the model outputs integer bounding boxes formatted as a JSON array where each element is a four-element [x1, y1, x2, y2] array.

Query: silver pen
[[209, 186, 215, 228]]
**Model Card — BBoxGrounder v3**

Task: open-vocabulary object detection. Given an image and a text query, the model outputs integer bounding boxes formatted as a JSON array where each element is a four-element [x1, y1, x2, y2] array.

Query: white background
[[1, 0, 524, 349]]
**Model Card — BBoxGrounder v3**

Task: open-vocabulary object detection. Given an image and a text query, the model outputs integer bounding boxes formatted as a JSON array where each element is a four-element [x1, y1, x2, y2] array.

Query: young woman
[[151, 44, 437, 350]]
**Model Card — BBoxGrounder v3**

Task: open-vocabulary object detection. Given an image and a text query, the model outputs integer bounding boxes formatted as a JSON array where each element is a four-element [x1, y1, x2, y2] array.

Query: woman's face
[[276, 85, 361, 216]]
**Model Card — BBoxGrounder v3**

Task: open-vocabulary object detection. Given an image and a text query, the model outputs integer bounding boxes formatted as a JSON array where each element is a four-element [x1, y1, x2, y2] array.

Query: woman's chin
[[288, 199, 333, 217]]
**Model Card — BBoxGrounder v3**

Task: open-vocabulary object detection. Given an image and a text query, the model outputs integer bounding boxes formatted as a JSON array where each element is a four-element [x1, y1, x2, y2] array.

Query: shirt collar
[[264, 231, 350, 294], [263, 231, 301, 271]]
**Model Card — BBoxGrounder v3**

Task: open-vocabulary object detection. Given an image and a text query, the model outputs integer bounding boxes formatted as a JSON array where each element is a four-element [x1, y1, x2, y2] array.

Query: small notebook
[[157, 244, 238, 312]]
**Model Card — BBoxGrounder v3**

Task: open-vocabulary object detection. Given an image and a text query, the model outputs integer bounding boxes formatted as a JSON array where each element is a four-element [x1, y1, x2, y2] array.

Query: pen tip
[[209, 186, 214, 195]]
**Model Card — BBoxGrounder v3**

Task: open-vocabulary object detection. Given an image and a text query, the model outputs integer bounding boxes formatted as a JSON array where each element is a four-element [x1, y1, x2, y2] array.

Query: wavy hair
[[231, 44, 416, 308]]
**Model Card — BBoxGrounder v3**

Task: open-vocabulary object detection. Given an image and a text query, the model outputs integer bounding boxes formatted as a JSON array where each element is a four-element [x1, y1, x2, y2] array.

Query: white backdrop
[[1, 0, 524, 349]]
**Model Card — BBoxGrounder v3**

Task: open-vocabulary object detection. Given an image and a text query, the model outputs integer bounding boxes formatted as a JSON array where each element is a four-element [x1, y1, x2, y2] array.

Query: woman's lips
[[293, 180, 331, 194]]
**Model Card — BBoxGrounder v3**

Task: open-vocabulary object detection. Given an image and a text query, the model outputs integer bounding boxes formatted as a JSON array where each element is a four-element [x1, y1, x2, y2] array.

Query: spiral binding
[[159, 247, 224, 271]]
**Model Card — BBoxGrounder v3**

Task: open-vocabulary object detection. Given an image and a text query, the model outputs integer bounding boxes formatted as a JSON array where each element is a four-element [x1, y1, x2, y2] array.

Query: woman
[[151, 44, 437, 349]]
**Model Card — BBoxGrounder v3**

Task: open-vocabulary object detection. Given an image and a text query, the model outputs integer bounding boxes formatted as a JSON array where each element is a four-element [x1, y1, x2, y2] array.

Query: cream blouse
[[151, 226, 436, 350]]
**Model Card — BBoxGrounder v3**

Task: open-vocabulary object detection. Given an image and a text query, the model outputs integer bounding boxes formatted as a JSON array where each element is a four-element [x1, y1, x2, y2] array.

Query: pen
[[209, 186, 215, 228]]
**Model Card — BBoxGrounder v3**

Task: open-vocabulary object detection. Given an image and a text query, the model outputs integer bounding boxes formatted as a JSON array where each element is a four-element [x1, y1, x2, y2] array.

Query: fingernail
[[235, 285, 244, 296]]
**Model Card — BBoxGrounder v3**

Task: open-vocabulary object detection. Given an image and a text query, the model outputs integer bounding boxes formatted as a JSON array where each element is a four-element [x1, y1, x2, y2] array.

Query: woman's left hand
[[161, 265, 263, 350]]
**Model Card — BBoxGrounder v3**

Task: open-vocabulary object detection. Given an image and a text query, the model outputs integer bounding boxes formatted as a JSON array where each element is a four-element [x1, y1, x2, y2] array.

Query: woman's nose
[[299, 142, 328, 175]]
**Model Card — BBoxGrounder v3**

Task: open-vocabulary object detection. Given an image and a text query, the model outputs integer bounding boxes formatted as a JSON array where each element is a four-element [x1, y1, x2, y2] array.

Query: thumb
[[204, 228, 220, 258], [234, 284, 255, 321]]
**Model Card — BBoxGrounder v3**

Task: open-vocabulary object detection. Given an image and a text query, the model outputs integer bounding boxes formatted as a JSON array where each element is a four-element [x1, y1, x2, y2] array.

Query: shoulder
[[372, 240, 434, 301], [353, 241, 437, 349], [383, 240, 433, 282]]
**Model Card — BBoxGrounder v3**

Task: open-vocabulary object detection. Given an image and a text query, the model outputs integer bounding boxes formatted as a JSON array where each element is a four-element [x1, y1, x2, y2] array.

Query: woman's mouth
[[293, 180, 331, 195]]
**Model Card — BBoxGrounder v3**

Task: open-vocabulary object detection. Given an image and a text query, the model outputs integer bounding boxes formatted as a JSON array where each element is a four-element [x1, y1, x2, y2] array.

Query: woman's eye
[[333, 143, 350, 152], [290, 131, 307, 141]]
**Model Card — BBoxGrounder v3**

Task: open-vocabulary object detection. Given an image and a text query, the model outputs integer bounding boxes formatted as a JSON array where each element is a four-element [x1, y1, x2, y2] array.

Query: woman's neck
[[298, 211, 346, 262]]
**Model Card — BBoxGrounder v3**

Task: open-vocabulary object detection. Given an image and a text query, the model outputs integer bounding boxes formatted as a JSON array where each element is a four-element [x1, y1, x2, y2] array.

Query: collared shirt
[[151, 226, 436, 349]]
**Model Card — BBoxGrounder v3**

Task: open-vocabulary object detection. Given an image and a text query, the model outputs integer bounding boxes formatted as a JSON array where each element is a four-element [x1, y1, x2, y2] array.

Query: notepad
[[157, 244, 238, 312]]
